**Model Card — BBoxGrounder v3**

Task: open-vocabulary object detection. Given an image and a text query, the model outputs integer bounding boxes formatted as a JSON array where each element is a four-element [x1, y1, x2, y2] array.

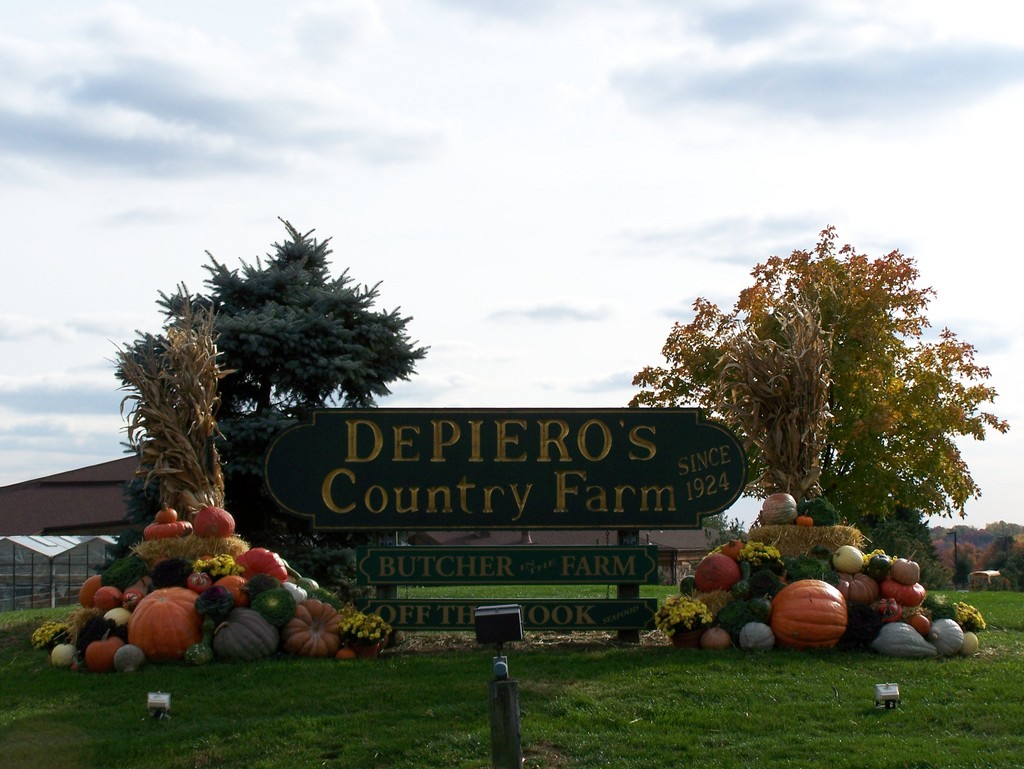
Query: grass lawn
[[1, 590, 1021, 769]]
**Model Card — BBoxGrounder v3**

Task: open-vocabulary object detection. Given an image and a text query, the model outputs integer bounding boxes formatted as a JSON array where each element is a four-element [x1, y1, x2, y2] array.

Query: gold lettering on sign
[[346, 419, 383, 462], [577, 419, 613, 462], [537, 419, 572, 462], [495, 419, 528, 462], [431, 419, 460, 462], [392, 425, 420, 461], [322, 468, 356, 513], [628, 425, 656, 460]]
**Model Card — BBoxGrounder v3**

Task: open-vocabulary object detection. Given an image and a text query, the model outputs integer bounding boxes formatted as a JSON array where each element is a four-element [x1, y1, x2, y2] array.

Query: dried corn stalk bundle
[[748, 524, 865, 557], [118, 301, 232, 514], [716, 293, 832, 501]]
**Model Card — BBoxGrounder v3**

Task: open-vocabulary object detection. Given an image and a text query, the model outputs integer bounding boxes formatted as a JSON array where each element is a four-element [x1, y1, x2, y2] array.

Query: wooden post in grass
[[488, 678, 523, 769], [617, 529, 640, 644]]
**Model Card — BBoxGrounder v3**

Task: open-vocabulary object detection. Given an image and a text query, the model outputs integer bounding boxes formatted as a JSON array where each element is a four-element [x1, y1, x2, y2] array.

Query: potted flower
[[655, 595, 713, 648], [338, 608, 393, 658], [737, 540, 785, 575]]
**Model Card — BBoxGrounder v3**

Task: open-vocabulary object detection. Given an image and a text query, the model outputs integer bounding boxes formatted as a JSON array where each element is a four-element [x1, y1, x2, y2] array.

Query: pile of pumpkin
[[676, 538, 983, 658], [36, 506, 390, 673]]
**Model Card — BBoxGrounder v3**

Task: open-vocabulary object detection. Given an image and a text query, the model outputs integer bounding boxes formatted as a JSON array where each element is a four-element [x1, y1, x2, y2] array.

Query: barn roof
[[0, 457, 136, 535]]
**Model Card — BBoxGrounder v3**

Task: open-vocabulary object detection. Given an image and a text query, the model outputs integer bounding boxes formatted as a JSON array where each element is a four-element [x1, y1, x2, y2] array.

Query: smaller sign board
[[358, 598, 657, 632], [355, 546, 660, 585]]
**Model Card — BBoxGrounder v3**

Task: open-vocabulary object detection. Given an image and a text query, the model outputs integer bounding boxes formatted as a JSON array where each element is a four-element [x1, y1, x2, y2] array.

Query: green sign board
[[264, 408, 746, 531], [358, 598, 658, 631], [355, 546, 660, 585]]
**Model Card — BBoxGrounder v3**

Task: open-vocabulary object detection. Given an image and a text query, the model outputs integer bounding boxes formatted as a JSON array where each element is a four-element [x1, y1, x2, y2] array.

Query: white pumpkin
[[113, 643, 147, 673], [928, 618, 965, 656], [832, 545, 865, 574], [281, 581, 307, 604], [739, 622, 775, 650], [104, 607, 133, 627], [50, 643, 77, 667]]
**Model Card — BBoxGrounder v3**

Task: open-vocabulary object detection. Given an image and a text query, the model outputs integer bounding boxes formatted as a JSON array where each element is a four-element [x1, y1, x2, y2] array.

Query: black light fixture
[[474, 604, 524, 679]]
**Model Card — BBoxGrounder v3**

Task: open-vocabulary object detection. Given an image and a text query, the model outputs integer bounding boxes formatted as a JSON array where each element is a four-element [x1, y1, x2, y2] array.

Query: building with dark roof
[[0, 457, 137, 535]]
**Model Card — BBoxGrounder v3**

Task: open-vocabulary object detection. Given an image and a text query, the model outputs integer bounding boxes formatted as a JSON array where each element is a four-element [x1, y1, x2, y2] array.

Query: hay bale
[[694, 589, 732, 617], [747, 525, 864, 557], [131, 535, 250, 569]]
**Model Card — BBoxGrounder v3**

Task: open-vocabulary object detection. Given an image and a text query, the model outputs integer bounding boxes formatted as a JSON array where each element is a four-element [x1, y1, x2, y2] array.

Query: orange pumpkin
[[128, 587, 203, 661], [770, 579, 847, 650], [79, 574, 103, 608], [795, 515, 814, 527], [718, 540, 745, 561], [281, 599, 341, 657], [143, 520, 194, 540], [335, 647, 358, 660], [699, 626, 733, 650], [154, 507, 179, 524], [85, 636, 124, 673], [214, 575, 250, 607], [907, 613, 932, 636]]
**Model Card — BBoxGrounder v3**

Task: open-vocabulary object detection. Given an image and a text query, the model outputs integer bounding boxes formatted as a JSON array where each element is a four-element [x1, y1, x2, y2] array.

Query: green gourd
[[185, 617, 216, 666]]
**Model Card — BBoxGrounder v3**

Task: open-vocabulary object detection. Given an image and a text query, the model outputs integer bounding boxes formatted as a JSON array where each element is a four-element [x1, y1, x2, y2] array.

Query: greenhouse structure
[[0, 535, 114, 612]]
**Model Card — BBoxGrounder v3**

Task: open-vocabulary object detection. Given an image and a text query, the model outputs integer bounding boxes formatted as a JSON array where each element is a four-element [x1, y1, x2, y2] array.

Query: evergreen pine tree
[[119, 219, 427, 543]]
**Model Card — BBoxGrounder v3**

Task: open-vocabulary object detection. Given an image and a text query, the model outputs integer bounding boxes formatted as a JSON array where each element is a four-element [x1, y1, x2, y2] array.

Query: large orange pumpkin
[[281, 599, 341, 658], [128, 587, 203, 661], [770, 579, 847, 650]]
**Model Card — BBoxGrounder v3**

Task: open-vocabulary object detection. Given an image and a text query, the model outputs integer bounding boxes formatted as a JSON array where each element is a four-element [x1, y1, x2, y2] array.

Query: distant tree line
[[931, 522, 1024, 589]]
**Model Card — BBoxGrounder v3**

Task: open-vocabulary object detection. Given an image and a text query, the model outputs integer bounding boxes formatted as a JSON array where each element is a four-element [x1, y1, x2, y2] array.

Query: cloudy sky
[[1, 0, 1021, 529]]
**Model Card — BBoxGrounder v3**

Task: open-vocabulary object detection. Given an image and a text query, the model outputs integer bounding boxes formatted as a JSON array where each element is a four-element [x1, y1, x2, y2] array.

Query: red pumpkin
[[795, 515, 814, 527], [92, 585, 123, 612], [122, 587, 145, 611], [694, 553, 742, 593], [127, 587, 203, 661], [85, 636, 124, 673], [193, 506, 236, 538], [880, 578, 926, 608], [235, 548, 289, 582], [770, 580, 847, 650], [187, 572, 214, 594], [873, 597, 903, 623]]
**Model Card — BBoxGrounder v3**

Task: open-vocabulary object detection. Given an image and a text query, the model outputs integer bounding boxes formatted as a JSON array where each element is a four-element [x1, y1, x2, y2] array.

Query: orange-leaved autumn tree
[[631, 226, 1009, 521]]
